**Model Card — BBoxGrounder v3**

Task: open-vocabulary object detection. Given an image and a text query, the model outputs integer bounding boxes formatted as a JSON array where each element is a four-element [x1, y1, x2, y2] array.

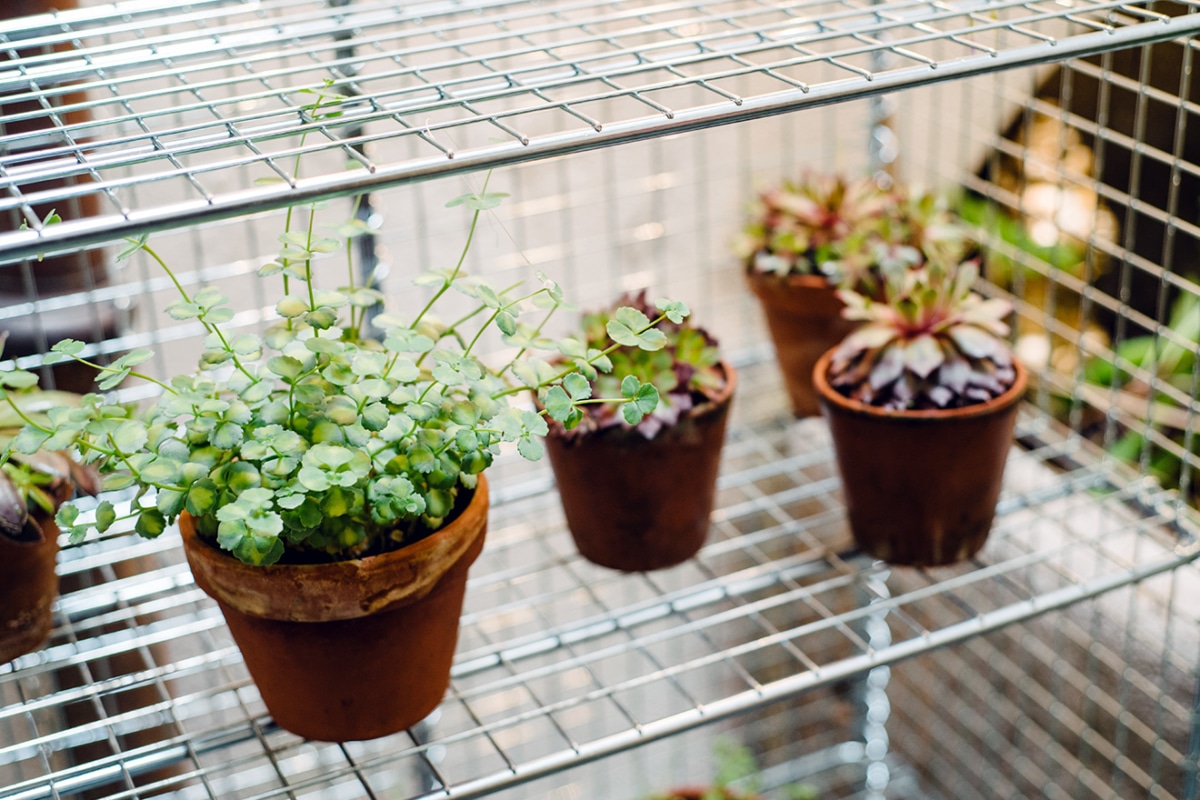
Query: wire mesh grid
[[2, 0, 1200, 259], [1, 0, 1200, 798], [0, 360, 1195, 800]]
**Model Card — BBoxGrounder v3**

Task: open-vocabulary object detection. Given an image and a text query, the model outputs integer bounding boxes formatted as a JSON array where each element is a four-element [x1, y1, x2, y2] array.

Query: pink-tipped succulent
[[741, 173, 894, 285], [827, 261, 1017, 410]]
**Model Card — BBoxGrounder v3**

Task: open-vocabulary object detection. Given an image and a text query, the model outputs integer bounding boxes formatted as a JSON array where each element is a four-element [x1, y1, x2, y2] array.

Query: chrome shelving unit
[[3, 0, 1200, 798]]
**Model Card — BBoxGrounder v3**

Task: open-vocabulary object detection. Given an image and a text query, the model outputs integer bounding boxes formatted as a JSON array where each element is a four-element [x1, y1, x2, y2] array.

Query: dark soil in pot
[[746, 271, 858, 418], [545, 364, 736, 572], [814, 349, 1027, 567], [181, 476, 490, 742]]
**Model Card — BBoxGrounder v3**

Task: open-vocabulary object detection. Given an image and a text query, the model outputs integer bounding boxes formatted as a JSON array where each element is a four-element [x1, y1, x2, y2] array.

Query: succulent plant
[[544, 291, 724, 439], [740, 172, 893, 286], [3, 172, 679, 565], [827, 261, 1017, 410], [740, 172, 972, 295]]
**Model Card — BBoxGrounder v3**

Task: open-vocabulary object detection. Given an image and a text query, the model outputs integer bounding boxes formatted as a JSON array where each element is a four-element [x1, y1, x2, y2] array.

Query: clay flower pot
[[545, 364, 736, 572], [181, 476, 490, 742], [814, 349, 1027, 567], [655, 788, 762, 800], [0, 506, 65, 663], [746, 271, 858, 417]]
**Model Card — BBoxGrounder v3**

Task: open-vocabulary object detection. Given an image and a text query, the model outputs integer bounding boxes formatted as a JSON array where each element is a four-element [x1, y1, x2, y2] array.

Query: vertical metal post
[[868, 2, 898, 186]]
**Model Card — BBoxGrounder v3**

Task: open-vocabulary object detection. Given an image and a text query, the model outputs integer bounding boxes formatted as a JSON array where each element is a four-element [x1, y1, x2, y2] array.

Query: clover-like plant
[[2, 178, 680, 565], [827, 261, 1017, 410], [542, 291, 724, 439]]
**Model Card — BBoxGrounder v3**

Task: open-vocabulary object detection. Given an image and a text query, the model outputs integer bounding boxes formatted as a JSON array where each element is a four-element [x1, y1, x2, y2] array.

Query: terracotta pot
[[747, 271, 858, 418], [814, 350, 1027, 567], [0, 484, 72, 663], [0, 513, 61, 663], [181, 476, 490, 741], [545, 364, 736, 572]]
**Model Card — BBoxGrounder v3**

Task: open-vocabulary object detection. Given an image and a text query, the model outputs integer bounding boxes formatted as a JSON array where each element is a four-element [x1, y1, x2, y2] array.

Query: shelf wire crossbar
[[1, 0, 1199, 261]]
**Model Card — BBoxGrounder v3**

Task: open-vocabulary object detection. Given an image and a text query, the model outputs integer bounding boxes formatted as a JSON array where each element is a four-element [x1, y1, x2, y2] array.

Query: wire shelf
[[1, 360, 1196, 800], [1, 0, 1199, 261]]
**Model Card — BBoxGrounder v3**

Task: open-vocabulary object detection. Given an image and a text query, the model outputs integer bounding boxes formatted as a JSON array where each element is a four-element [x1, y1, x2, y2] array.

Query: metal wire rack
[[2, 0, 1200, 260], [0, 360, 1196, 800], [3, 0, 1200, 798]]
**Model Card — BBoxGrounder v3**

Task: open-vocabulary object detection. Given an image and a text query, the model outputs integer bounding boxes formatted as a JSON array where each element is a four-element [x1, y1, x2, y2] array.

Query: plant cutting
[[741, 173, 967, 417], [813, 260, 1026, 566], [0, 355, 98, 662], [5, 160, 681, 738], [542, 291, 735, 572]]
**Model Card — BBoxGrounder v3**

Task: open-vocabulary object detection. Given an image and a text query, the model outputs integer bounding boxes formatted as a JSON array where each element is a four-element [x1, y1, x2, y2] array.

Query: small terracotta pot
[[545, 364, 736, 572], [814, 350, 1027, 567], [0, 511, 63, 663], [0, 481, 74, 664], [181, 476, 489, 741], [746, 271, 859, 418]]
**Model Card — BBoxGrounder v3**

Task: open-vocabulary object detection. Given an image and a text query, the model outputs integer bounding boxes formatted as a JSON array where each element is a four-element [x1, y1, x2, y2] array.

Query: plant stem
[[412, 172, 493, 329]]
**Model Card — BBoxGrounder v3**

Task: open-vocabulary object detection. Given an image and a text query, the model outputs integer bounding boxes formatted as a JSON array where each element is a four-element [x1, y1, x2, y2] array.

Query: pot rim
[[745, 268, 836, 292], [181, 474, 489, 622], [544, 360, 738, 441], [813, 346, 1028, 422]]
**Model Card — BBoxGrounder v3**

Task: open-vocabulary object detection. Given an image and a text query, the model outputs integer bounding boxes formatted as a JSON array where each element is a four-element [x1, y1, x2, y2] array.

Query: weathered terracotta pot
[[545, 364, 736, 572], [814, 350, 1027, 567], [0, 481, 74, 663], [0, 510, 63, 663], [181, 476, 489, 742], [746, 271, 858, 417]]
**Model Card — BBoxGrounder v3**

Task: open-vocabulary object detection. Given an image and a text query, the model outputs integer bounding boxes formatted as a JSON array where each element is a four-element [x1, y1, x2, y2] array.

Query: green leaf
[[517, 436, 544, 460], [445, 191, 509, 210], [51, 339, 86, 357], [620, 374, 640, 399], [267, 356, 305, 380], [563, 372, 591, 401], [97, 368, 130, 391], [634, 383, 659, 414], [102, 472, 135, 491], [622, 401, 646, 426], [166, 301, 202, 320], [111, 420, 148, 453], [135, 508, 168, 538], [231, 334, 262, 356], [542, 386, 573, 421], [116, 233, 149, 262], [496, 310, 517, 336], [0, 370, 38, 389], [655, 298, 690, 324], [95, 501, 116, 533], [113, 349, 154, 370], [276, 297, 308, 318]]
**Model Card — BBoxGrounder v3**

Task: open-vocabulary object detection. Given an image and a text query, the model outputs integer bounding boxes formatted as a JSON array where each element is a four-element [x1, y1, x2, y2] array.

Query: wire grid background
[[0, 0, 1199, 798]]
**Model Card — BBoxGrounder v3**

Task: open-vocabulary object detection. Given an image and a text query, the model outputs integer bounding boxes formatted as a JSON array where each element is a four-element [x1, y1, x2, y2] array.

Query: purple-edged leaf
[[948, 325, 1000, 359], [940, 355, 971, 395], [927, 385, 954, 407], [0, 473, 32, 542], [868, 347, 905, 390], [903, 334, 944, 379]]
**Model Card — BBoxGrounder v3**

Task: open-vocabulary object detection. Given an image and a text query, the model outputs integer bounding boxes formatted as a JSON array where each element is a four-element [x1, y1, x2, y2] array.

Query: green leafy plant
[[544, 291, 724, 439], [827, 261, 1017, 410], [0, 337, 98, 543], [1083, 290, 1200, 494], [1, 172, 684, 565], [739, 173, 969, 294]]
